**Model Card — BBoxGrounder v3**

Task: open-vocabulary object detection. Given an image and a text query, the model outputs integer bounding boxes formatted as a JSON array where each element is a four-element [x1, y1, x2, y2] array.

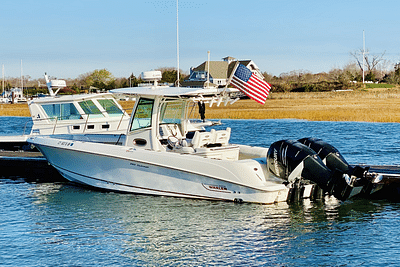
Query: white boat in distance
[[0, 74, 130, 151], [28, 82, 386, 204]]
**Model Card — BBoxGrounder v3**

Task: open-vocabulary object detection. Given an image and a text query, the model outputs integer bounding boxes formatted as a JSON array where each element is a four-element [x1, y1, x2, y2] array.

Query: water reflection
[[3, 118, 400, 265], [20, 183, 400, 266]]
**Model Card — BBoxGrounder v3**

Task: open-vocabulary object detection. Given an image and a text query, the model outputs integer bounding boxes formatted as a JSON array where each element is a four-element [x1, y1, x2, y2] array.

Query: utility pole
[[362, 30, 365, 84], [2, 64, 4, 94]]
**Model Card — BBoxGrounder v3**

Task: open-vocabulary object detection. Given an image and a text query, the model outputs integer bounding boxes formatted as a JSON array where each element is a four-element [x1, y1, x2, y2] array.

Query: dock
[[0, 151, 65, 182]]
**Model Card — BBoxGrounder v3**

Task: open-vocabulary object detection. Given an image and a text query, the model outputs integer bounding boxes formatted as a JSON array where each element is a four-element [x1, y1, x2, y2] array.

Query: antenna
[[176, 0, 180, 87], [20, 59, 23, 92], [44, 73, 66, 96]]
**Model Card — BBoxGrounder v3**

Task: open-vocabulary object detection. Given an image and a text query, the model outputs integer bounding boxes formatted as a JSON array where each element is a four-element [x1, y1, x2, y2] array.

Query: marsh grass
[[2, 88, 400, 122], [205, 88, 400, 122], [0, 104, 30, 117]]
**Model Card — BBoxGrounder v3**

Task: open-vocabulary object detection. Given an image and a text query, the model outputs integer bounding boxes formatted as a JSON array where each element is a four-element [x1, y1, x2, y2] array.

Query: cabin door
[[126, 98, 154, 149]]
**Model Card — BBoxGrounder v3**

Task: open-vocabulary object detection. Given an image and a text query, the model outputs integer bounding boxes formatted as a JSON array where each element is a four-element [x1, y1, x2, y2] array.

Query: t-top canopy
[[110, 86, 238, 97]]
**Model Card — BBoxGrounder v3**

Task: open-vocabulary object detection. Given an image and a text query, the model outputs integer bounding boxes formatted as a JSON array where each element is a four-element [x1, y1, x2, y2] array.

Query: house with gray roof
[[181, 56, 264, 88]]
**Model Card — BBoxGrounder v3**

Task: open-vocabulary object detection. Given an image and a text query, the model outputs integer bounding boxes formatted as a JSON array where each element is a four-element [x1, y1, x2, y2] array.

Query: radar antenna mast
[[176, 0, 180, 87]]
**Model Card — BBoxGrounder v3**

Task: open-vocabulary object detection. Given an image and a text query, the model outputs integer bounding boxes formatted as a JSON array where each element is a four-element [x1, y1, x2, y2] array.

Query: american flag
[[230, 63, 271, 104]]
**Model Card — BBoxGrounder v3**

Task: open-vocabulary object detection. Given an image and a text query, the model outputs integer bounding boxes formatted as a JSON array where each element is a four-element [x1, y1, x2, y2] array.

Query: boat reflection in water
[[22, 180, 393, 266]]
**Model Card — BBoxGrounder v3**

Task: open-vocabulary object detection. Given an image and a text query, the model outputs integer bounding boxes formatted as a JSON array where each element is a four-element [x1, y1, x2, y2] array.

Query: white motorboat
[[0, 74, 130, 151], [2, 87, 27, 104], [27, 83, 385, 204]]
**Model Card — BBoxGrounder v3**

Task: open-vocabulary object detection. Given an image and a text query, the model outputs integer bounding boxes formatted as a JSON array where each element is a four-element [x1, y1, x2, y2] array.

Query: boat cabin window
[[98, 99, 124, 117], [78, 100, 104, 118], [131, 98, 154, 131], [41, 103, 82, 120], [160, 101, 184, 125]]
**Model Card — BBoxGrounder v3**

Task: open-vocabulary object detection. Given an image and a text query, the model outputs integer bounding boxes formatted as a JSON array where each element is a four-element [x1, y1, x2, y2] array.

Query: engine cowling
[[267, 140, 333, 189], [298, 137, 368, 180], [267, 139, 353, 200]]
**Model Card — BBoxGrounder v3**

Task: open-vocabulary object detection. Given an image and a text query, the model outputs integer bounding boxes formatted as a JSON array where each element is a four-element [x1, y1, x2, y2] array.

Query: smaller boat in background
[[2, 88, 27, 103], [0, 94, 10, 104], [0, 73, 130, 151]]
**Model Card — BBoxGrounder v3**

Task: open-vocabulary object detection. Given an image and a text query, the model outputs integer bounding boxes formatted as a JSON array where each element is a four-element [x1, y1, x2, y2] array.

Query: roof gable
[[193, 61, 229, 79]]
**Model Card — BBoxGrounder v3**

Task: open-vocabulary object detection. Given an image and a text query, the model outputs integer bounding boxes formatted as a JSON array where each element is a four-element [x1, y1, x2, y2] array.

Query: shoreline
[[2, 89, 400, 123]]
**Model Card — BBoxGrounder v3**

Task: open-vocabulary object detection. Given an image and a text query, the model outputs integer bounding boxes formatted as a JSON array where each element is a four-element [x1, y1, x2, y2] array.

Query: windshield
[[159, 101, 184, 125], [41, 103, 82, 120], [131, 98, 154, 131], [78, 100, 104, 118], [98, 99, 124, 117]]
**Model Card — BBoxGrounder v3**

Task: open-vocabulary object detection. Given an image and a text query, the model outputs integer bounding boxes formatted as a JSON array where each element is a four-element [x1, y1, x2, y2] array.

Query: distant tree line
[[264, 61, 400, 93], [265, 50, 400, 92], [1, 68, 188, 96], [2, 49, 400, 96]]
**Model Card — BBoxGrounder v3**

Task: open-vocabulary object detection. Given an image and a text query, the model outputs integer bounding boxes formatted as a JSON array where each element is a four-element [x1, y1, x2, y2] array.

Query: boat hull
[[29, 136, 289, 204]]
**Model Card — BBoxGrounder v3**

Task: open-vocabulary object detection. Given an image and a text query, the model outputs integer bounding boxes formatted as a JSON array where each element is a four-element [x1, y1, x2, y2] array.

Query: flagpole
[[216, 60, 240, 101], [206, 51, 210, 88], [225, 60, 240, 89]]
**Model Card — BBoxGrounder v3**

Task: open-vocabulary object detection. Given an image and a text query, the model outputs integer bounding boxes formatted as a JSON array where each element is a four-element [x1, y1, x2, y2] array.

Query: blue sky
[[1, 0, 400, 80]]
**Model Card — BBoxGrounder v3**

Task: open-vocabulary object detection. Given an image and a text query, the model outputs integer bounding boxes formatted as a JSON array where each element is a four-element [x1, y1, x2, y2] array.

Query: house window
[[188, 71, 212, 81]]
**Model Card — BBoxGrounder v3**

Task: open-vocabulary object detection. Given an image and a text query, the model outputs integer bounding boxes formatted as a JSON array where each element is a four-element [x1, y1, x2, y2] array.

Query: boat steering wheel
[[167, 135, 182, 150]]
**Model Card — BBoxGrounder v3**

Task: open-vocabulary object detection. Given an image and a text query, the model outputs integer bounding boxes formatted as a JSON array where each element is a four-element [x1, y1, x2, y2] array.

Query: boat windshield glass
[[78, 100, 104, 118], [159, 101, 183, 125], [98, 99, 124, 117], [41, 103, 82, 120], [131, 98, 154, 131]]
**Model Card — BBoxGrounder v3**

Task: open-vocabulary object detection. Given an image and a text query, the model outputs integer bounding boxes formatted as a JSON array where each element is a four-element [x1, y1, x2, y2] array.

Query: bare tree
[[350, 49, 386, 73]]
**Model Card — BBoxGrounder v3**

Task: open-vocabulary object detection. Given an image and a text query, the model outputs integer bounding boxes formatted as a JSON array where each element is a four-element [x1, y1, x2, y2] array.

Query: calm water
[[1, 117, 400, 266]]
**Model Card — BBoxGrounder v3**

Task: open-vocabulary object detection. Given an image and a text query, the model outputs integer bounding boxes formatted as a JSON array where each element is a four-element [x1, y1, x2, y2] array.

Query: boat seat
[[170, 139, 195, 154], [191, 130, 215, 149], [159, 124, 183, 139], [213, 127, 231, 146], [193, 145, 240, 160]]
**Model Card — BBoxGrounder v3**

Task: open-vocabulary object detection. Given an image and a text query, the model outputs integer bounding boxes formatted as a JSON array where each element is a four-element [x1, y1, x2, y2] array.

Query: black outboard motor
[[267, 140, 353, 201], [298, 137, 369, 182]]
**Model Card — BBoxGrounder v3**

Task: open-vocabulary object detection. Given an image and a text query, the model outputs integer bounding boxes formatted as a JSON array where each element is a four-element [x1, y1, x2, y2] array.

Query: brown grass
[[205, 88, 400, 122], [2, 88, 400, 122], [0, 103, 30, 117]]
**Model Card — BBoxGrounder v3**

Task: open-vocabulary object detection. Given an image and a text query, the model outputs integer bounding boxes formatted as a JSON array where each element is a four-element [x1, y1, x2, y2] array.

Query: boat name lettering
[[130, 162, 149, 169], [58, 141, 74, 147], [203, 184, 231, 193], [208, 185, 227, 191]]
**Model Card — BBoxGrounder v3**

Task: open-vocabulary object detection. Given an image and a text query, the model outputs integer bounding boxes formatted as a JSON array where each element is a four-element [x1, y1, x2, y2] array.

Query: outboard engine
[[298, 137, 369, 182], [267, 140, 355, 201]]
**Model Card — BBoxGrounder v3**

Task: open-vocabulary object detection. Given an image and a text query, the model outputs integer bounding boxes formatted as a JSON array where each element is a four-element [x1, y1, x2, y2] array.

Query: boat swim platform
[[0, 151, 65, 182]]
